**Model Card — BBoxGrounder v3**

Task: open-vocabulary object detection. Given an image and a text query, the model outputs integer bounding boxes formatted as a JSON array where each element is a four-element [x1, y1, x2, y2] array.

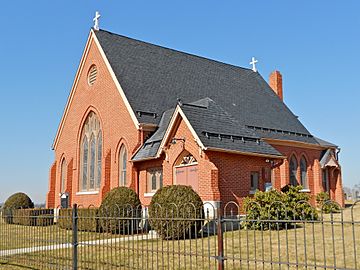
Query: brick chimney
[[269, 70, 283, 101]]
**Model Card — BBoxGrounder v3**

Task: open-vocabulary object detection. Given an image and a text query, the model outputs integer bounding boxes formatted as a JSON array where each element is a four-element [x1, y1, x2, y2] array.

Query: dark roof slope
[[181, 98, 282, 157], [133, 109, 174, 161], [314, 137, 338, 148], [133, 99, 283, 160], [95, 29, 316, 144]]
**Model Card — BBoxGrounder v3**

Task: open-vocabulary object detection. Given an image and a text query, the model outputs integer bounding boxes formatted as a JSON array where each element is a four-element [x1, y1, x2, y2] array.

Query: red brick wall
[[135, 116, 220, 206], [269, 143, 344, 206], [66, 159, 73, 206], [46, 162, 57, 208], [207, 151, 271, 208], [48, 35, 140, 208]]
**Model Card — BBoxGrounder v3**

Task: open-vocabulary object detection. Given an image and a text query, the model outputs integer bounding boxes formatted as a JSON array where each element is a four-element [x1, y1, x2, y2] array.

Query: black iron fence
[[0, 201, 359, 269]]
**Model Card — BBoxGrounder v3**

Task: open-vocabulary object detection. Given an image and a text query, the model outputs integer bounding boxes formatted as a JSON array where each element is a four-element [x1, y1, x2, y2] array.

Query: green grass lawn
[[1, 204, 360, 270]]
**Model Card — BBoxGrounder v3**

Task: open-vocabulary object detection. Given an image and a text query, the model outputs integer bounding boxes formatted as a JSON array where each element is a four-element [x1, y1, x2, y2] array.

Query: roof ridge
[[96, 29, 253, 73]]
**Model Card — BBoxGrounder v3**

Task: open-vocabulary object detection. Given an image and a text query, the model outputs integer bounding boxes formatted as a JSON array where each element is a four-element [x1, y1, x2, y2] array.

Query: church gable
[[53, 29, 139, 151], [49, 29, 142, 207]]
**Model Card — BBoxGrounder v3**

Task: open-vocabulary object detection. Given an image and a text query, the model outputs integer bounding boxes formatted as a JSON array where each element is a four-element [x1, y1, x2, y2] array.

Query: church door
[[174, 153, 199, 192]]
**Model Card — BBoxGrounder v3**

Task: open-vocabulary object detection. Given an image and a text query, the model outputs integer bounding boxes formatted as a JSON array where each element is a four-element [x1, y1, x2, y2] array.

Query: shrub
[[284, 186, 318, 220], [2, 193, 34, 224], [12, 209, 54, 226], [243, 186, 318, 230], [243, 189, 286, 230], [316, 192, 341, 214], [148, 185, 204, 240], [58, 208, 99, 232], [98, 187, 141, 234]]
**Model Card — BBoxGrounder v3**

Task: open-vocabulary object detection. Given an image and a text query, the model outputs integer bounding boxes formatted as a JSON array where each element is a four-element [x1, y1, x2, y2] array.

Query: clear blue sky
[[0, 1, 359, 203]]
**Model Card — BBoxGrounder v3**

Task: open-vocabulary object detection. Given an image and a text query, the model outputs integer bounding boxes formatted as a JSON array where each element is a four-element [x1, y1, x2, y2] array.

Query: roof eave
[[264, 138, 336, 150], [205, 147, 286, 159]]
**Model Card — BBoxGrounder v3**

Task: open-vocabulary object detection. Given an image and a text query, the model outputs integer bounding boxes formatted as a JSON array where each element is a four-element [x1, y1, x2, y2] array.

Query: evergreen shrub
[[148, 185, 204, 240], [243, 186, 318, 230], [316, 192, 341, 214], [2, 193, 34, 224], [12, 209, 54, 226], [98, 187, 141, 234], [58, 208, 99, 232]]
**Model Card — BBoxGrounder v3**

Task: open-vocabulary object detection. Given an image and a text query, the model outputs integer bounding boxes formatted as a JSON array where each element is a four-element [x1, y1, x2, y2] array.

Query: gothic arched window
[[97, 131, 102, 189], [289, 155, 298, 186], [300, 156, 308, 189], [60, 159, 67, 193], [80, 112, 102, 191], [119, 145, 127, 186]]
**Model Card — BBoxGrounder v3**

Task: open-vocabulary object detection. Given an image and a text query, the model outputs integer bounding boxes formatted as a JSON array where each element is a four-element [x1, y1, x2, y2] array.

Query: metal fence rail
[[0, 201, 359, 270]]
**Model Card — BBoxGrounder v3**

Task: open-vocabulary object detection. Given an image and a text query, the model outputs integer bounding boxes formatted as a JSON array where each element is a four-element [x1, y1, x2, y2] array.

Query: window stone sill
[[144, 192, 156, 198], [299, 189, 311, 193], [76, 191, 99, 195], [249, 190, 256, 195]]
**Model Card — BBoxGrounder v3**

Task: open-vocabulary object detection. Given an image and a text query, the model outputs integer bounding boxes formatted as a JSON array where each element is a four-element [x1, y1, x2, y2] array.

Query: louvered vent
[[88, 65, 98, 86]]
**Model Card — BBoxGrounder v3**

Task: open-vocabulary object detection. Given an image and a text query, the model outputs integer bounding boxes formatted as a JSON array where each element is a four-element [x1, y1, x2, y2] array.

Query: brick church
[[46, 25, 344, 209]]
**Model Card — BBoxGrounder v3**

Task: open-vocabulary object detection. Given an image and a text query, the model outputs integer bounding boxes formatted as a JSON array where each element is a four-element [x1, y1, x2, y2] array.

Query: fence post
[[72, 204, 78, 270], [217, 206, 225, 270]]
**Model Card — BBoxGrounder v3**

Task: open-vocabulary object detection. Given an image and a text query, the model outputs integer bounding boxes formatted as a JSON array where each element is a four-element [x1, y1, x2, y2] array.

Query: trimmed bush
[[148, 185, 204, 240], [58, 208, 99, 232], [2, 193, 34, 224], [243, 186, 318, 230], [99, 187, 141, 234], [316, 192, 341, 214], [12, 209, 54, 226]]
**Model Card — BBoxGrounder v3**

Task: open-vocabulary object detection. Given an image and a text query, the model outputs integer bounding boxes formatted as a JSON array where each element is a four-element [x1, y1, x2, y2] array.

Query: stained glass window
[[300, 157, 308, 189], [80, 112, 102, 191], [289, 156, 298, 186]]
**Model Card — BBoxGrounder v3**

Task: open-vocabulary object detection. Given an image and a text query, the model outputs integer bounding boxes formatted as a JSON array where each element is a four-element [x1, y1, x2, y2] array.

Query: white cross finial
[[250, 57, 258, 72], [93, 11, 101, 31]]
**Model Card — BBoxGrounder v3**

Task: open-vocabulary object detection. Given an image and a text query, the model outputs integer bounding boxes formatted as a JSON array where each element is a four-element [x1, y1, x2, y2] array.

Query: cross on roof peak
[[93, 11, 101, 31], [250, 57, 258, 72]]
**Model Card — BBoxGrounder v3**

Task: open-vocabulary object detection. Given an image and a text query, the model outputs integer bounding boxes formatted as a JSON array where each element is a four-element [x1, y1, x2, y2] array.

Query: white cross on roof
[[93, 11, 101, 31], [250, 57, 258, 72]]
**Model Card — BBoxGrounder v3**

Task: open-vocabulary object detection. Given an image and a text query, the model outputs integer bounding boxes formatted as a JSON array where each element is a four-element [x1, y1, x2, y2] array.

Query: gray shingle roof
[[314, 137, 338, 148], [133, 99, 283, 160], [132, 109, 174, 161], [181, 98, 282, 156], [94, 29, 336, 159]]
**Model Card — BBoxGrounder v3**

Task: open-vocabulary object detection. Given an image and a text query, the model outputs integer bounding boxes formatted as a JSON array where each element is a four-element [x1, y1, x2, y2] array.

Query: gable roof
[[181, 98, 283, 157], [133, 98, 283, 161], [95, 29, 318, 146]]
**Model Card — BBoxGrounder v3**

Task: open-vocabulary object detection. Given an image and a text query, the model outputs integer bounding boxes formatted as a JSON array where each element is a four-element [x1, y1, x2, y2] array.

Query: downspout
[[134, 166, 139, 195]]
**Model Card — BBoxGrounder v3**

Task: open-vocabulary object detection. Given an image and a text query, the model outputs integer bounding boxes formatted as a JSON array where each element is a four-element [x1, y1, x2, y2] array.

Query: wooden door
[[175, 164, 198, 192]]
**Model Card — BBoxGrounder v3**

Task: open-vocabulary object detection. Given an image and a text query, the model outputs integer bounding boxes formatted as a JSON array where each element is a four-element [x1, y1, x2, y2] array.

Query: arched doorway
[[174, 151, 199, 192]]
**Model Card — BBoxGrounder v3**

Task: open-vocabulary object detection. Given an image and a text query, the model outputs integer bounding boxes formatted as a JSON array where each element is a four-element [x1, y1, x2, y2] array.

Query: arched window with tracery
[[300, 156, 308, 189], [119, 145, 127, 186], [60, 159, 67, 193], [289, 155, 298, 186], [80, 112, 102, 191]]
